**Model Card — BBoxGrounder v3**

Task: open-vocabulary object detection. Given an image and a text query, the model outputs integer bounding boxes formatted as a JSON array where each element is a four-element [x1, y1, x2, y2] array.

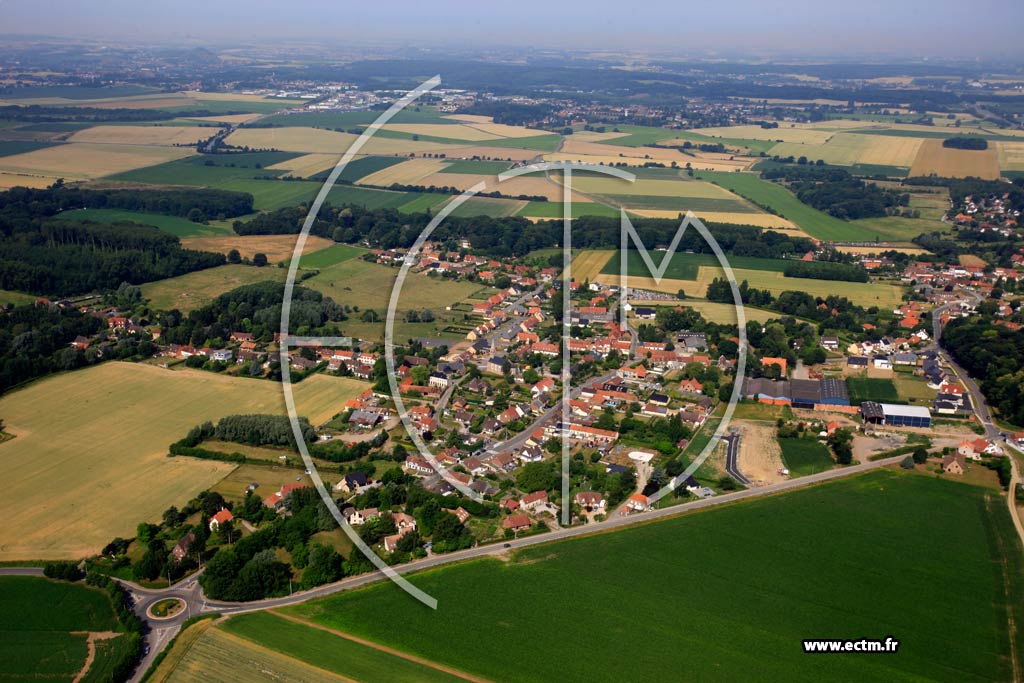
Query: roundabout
[[146, 597, 186, 621]]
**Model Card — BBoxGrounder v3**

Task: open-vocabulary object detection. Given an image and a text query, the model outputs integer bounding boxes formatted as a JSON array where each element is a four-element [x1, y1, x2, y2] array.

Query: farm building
[[860, 401, 931, 428]]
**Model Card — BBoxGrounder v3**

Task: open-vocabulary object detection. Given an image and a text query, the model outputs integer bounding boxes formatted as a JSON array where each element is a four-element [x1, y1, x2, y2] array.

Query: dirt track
[[736, 422, 787, 486]]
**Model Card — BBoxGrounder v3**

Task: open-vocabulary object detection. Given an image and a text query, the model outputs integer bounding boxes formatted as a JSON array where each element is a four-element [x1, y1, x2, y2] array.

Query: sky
[[1, 0, 1023, 60]]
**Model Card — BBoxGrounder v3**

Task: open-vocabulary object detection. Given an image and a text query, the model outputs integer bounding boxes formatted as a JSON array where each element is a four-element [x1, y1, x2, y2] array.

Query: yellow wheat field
[[463, 122, 553, 138], [568, 175, 737, 198], [909, 139, 1000, 179], [266, 152, 343, 178], [179, 234, 334, 262], [414, 171, 585, 202], [382, 123, 504, 141], [571, 250, 616, 280], [769, 133, 923, 168], [628, 209, 801, 231], [226, 127, 451, 155], [0, 171, 60, 189], [356, 157, 450, 186], [68, 125, 215, 146], [0, 143, 195, 179]]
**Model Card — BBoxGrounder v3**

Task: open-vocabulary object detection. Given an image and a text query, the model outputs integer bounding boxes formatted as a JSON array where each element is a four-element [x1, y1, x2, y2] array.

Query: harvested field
[[693, 124, 833, 144], [959, 254, 988, 267], [464, 122, 553, 138], [737, 422, 787, 485], [226, 127, 449, 155], [434, 145, 541, 162], [627, 209, 801, 231], [442, 114, 493, 123], [555, 139, 741, 167], [0, 143, 195, 180], [570, 175, 735, 198], [768, 133, 922, 168], [355, 158, 450, 186], [382, 123, 503, 141], [910, 138, 999, 179], [183, 113, 262, 124], [179, 235, 334, 262], [67, 125, 214, 146], [0, 363, 363, 559], [417, 172, 582, 202], [0, 171, 58, 188]]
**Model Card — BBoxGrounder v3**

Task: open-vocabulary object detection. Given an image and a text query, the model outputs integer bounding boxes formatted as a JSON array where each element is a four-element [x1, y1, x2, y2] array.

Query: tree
[[227, 249, 241, 264], [301, 544, 344, 588], [828, 428, 854, 465], [253, 252, 268, 267], [912, 446, 929, 464]]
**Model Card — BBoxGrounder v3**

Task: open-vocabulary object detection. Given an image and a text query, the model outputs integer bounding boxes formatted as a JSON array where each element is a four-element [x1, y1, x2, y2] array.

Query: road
[[723, 432, 751, 486]]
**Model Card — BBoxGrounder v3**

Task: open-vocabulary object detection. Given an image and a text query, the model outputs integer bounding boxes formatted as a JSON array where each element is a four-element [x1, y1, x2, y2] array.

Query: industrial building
[[860, 401, 932, 428]]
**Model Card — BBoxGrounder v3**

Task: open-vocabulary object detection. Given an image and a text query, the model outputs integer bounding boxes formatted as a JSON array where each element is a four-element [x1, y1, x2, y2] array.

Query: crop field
[[910, 139, 1000, 179], [695, 171, 887, 242], [0, 170, 60, 188], [285, 470, 1022, 682], [328, 154, 407, 182], [140, 264, 287, 311], [107, 151, 298, 185], [777, 437, 835, 476], [0, 576, 124, 683], [180, 235, 334, 263], [264, 152, 338, 178], [382, 122, 509, 141], [0, 139, 59, 156], [628, 208, 801, 230], [67, 125, 214, 146], [439, 159, 515, 174], [605, 249, 791, 280], [59, 208, 231, 238], [448, 196, 524, 217], [849, 215, 947, 241], [295, 242, 367, 268], [996, 141, 1024, 172], [517, 201, 621, 219], [694, 124, 835, 145], [355, 157, 450, 186], [226, 127, 452, 156], [0, 142, 195, 180], [260, 108, 457, 128], [552, 138, 749, 168], [767, 133, 922, 170], [570, 249, 615, 280], [0, 363, 365, 559], [595, 250, 903, 307], [847, 376, 901, 405]]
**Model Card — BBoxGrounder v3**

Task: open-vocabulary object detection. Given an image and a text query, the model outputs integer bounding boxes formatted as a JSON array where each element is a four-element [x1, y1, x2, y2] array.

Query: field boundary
[[267, 610, 494, 683]]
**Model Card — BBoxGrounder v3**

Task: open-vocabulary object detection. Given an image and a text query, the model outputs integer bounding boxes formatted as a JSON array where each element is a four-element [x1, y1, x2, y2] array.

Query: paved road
[[723, 432, 751, 486]]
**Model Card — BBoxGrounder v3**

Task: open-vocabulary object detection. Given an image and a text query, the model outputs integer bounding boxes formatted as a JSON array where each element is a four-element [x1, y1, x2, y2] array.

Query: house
[[633, 307, 656, 320], [501, 497, 521, 511], [942, 453, 965, 475], [820, 336, 839, 350], [626, 493, 649, 511], [336, 472, 369, 493], [761, 357, 788, 376], [171, 531, 195, 563], [575, 492, 605, 510], [678, 378, 703, 394], [262, 492, 284, 510], [404, 455, 434, 476], [428, 372, 450, 389], [502, 513, 532, 532], [520, 490, 549, 511], [209, 508, 234, 531], [873, 355, 892, 370], [343, 507, 379, 526], [447, 506, 471, 524]]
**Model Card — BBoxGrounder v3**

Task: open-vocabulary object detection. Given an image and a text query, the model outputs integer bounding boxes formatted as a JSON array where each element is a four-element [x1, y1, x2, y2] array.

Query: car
[[295, 476, 302, 481], [503, 543, 511, 548], [144, 645, 150, 655]]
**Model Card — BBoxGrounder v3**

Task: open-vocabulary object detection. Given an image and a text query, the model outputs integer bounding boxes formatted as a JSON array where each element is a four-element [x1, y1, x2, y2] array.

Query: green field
[[109, 152, 300, 185], [286, 470, 1021, 682], [295, 243, 367, 269], [140, 264, 287, 311], [516, 201, 621, 218], [696, 171, 882, 241], [58, 209, 231, 238], [448, 196, 522, 217], [605, 249, 791, 280], [0, 288, 36, 306], [221, 612, 471, 683], [848, 376, 901, 405], [778, 437, 836, 476], [215, 179, 319, 211], [330, 155, 406, 183], [259, 108, 456, 127], [0, 577, 121, 683], [0, 140, 60, 156]]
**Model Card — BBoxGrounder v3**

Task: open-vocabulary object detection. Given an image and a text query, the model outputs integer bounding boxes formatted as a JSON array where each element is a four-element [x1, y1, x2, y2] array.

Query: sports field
[[909, 139, 1000, 179], [778, 437, 835, 476], [847, 376, 900, 405], [59, 208, 232, 238], [140, 264, 287, 311], [0, 576, 126, 683], [284, 470, 1023, 682], [0, 362, 365, 559]]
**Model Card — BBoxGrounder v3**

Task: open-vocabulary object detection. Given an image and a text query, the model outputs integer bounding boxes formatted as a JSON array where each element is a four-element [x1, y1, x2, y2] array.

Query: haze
[[1, 0, 1023, 59]]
